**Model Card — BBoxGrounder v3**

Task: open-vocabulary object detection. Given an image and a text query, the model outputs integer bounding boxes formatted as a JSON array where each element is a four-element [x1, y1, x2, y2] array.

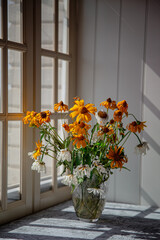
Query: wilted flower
[[92, 160, 107, 175], [31, 161, 46, 173], [57, 149, 71, 162], [61, 174, 78, 187], [95, 110, 108, 126], [87, 188, 105, 198], [74, 164, 91, 178], [135, 142, 149, 155]]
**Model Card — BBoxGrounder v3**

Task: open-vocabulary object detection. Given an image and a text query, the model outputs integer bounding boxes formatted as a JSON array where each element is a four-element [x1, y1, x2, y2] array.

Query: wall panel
[[141, 0, 160, 206], [77, 0, 160, 206], [116, 0, 146, 204]]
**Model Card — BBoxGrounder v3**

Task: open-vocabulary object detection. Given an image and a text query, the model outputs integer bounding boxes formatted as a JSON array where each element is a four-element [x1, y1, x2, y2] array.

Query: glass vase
[[72, 178, 108, 222]]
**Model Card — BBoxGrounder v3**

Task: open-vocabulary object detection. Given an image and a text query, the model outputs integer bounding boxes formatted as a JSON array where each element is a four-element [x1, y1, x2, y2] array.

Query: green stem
[[128, 113, 138, 121], [133, 132, 142, 144], [121, 132, 131, 147], [117, 131, 130, 145]]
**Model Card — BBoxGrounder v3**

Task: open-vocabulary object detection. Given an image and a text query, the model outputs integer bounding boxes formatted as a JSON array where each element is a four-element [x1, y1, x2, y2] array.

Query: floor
[[0, 200, 160, 240]]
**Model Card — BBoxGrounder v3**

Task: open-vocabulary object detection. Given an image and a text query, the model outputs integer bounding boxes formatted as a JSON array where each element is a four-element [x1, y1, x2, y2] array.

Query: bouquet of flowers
[[23, 97, 149, 191]]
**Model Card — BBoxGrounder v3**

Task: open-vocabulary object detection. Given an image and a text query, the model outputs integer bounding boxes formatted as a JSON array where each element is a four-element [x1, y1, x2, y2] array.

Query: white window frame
[[0, 0, 76, 224]]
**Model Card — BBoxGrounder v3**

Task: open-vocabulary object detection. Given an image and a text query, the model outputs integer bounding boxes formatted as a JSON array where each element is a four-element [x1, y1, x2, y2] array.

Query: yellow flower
[[54, 101, 68, 112], [106, 146, 128, 169], [69, 99, 97, 122], [32, 140, 43, 160], [69, 121, 91, 135], [72, 134, 89, 149], [23, 111, 39, 127], [100, 98, 117, 110], [36, 111, 51, 125]]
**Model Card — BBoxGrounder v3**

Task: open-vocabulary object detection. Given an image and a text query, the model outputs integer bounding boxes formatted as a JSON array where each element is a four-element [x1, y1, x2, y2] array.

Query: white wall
[[77, 0, 160, 206]]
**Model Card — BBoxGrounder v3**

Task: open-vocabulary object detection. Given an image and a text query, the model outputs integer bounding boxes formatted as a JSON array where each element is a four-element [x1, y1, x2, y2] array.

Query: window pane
[[0, 48, 2, 112], [8, 0, 23, 43], [0, 0, 2, 38], [58, 0, 69, 54], [8, 121, 21, 203], [40, 120, 54, 193], [0, 121, 2, 207], [41, 56, 55, 112], [41, 0, 55, 51], [58, 59, 69, 104], [8, 50, 23, 113]]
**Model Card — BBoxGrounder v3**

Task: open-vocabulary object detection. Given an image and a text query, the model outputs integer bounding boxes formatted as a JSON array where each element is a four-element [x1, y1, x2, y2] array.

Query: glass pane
[[58, 59, 69, 105], [0, 48, 2, 112], [57, 119, 68, 187], [40, 120, 54, 193], [8, 121, 21, 203], [0, 0, 2, 38], [0, 122, 2, 207], [41, 56, 55, 112], [8, 0, 23, 43], [58, 0, 69, 54], [41, 0, 55, 51], [8, 50, 23, 113]]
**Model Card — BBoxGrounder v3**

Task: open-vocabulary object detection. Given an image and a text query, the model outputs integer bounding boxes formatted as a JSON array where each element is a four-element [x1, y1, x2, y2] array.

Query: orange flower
[[127, 121, 147, 133], [113, 110, 123, 122], [100, 98, 117, 110], [54, 101, 68, 112], [106, 146, 128, 169], [36, 111, 51, 125], [127, 121, 138, 132], [69, 121, 91, 135], [72, 134, 89, 149], [137, 121, 147, 133], [69, 99, 97, 122], [62, 122, 70, 133], [117, 100, 128, 116]]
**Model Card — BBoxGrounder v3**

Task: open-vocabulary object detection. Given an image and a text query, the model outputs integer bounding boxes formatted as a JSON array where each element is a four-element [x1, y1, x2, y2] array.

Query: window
[[0, 0, 76, 224]]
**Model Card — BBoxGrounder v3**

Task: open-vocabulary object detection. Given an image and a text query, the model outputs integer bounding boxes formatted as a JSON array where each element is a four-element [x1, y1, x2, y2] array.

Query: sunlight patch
[[9, 226, 104, 239]]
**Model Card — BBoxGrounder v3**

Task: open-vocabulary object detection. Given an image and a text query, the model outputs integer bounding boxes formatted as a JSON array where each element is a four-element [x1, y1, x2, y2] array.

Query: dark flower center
[[103, 127, 109, 133], [41, 112, 47, 118], [110, 119, 114, 124], [98, 111, 108, 119], [81, 107, 88, 114], [59, 101, 64, 106], [107, 98, 112, 103], [132, 121, 137, 126], [79, 122, 85, 128], [123, 101, 127, 107]]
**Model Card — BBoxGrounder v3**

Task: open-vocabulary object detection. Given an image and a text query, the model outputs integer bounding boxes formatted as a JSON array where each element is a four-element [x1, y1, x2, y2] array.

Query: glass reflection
[[58, 59, 69, 104], [8, 0, 23, 43], [41, 0, 55, 50], [41, 56, 55, 112], [58, 0, 69, 54], [0, 48, 2, 112], [0, 0, 2, 38], [8, 50, 23, 113], [0, 121, 2, 207], [7, 121, 21, 203]]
